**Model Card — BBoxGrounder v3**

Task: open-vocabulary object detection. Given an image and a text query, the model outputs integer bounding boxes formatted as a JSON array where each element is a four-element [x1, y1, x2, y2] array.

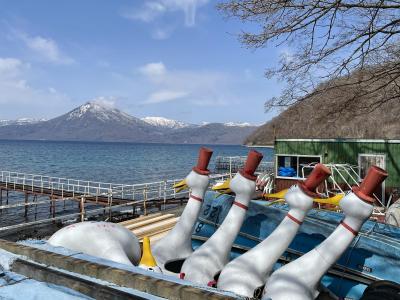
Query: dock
[[0, 170, 229, 232]]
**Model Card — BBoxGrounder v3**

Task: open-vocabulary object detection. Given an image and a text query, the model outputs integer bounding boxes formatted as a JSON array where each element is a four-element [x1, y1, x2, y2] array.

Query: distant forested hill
[[246, 70, 400, 145]]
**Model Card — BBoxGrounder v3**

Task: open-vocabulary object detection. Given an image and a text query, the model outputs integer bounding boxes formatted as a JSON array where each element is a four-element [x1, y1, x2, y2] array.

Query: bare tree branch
[[217, 0, 400, 112]]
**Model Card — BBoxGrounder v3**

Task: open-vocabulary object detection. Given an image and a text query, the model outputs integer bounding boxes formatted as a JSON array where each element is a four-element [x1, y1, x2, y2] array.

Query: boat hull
[[191, 191, 400, 299]]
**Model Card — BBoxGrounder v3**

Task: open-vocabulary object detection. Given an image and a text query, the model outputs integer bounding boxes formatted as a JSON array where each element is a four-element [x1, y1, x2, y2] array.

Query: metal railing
[[214, 156, 274, 176], [300, 163, 384, 207], [0, 170, 231, 231], [0, 171, 230, 202]]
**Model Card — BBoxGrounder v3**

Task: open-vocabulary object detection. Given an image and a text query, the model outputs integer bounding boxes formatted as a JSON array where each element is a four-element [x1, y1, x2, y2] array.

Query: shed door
[[358, 154, 386, 204]]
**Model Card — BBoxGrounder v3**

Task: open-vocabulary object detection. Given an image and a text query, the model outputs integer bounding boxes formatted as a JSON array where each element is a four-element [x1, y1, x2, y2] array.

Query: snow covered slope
[[0, 118, 46, 127], [67, 101, 143, 125], [141, 117, 191, 129]]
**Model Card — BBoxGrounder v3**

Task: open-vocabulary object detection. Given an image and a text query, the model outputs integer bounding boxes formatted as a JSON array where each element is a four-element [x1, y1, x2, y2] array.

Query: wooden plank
[[132, 218, 178, 237], [125, 214, 176, 230], [119, 213, 162, 226]]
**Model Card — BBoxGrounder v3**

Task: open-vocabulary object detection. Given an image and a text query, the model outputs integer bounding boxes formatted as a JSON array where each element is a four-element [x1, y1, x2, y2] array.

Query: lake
[[0, 140, 274, 227]]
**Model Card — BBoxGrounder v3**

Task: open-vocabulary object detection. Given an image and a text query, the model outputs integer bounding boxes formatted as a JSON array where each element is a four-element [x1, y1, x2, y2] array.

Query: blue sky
[[0, 0, 283, 125]]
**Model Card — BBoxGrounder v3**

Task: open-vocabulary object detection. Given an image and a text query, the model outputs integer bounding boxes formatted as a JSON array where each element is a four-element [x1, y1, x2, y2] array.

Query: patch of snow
[[141, 117, 190, 129], [0, 276, 94, 300], [224, 122, 252, 127], [18, 239, 82, 257], [0, 118, 46, 127], [0, 249, 17, 271]]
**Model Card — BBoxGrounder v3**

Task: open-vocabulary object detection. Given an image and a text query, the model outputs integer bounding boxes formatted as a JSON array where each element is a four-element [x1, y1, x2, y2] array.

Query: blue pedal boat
[[191, 191, 400, 299]]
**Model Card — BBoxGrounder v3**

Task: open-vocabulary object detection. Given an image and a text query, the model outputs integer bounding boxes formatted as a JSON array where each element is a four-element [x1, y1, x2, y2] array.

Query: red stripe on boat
[[340, 221, 358, 235], [286, 213, 303, 225], [190, 194, 203, 202], [233, 201, 248, 210]]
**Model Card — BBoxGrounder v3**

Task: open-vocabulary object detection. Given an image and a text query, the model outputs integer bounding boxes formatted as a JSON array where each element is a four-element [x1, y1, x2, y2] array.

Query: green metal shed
[[273, 138, 400, 203]]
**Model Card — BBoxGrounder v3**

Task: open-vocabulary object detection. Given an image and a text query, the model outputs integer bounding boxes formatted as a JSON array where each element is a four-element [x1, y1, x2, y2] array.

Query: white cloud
[[146, 90, 188, 104], [129, 2, 166, 22], [139, 62, 167, 78], [138, 61, 232, 106], [0, 56, 71, 118], [0, 58, 23, 78], [88, 96, 117, 108], [15, 31, 74, 65], [122, 0, 210, 39]]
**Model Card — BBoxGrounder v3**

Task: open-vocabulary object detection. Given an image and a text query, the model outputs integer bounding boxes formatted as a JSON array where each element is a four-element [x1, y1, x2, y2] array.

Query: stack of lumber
[[119, 213, 178, 243]]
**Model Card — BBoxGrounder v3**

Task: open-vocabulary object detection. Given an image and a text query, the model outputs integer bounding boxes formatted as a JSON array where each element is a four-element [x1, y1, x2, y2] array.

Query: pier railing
[[0, 171, 230, 202], [0, 171, 231, 231]]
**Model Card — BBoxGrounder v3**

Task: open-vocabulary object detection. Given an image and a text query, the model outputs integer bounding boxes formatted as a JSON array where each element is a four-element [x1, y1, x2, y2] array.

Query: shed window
[[358, 154, 385, 179], [276, 155, 321, 178]]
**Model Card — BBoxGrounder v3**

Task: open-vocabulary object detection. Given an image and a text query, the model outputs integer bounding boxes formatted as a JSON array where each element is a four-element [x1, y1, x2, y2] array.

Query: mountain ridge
[[0, 102, 257, 145]]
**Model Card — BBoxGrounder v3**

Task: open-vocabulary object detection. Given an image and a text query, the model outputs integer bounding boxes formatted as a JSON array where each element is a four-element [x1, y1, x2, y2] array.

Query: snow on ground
[[14, 239, 242, 299], [0, 249, 17, 271], [0, 246, 93, 300], [0, 276, 94, 300]]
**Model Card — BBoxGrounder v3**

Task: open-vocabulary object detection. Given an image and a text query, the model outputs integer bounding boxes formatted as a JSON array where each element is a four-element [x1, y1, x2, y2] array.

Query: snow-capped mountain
[[0, 102, 258, 144], [0, 118, 46, 127], [141, 117, 191, 129], [66, 101, 142, 125]]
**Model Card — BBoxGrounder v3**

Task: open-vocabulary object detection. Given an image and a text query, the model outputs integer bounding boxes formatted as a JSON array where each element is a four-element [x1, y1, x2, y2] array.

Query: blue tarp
[[278, 167, 296, 177]]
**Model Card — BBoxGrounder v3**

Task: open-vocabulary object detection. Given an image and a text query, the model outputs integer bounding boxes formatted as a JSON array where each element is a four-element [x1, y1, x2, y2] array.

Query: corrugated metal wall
[[275, 140, 400, 188]]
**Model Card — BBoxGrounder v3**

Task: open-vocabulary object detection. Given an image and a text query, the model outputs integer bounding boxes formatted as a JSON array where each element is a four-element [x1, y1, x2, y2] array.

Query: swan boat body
[[190, 191, 400, 299]]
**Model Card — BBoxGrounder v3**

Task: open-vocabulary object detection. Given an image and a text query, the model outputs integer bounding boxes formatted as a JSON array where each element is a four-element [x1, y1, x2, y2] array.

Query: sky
[[0, 0, 284, 125]]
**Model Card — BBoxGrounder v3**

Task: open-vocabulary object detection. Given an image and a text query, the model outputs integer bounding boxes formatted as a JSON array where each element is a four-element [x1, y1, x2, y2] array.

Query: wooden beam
[[125, 214, 175, 230], [0, 239, 238, 300], [130, 218, 178, 237], [119, 213, 162, 226]]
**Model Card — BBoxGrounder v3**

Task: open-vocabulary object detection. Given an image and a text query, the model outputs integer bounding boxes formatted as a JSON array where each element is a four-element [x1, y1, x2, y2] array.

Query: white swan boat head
[[151, 147, 213, 273]]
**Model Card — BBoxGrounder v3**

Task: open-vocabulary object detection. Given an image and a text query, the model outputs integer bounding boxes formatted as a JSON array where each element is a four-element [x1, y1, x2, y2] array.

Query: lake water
[[0, 140, 274, 227]]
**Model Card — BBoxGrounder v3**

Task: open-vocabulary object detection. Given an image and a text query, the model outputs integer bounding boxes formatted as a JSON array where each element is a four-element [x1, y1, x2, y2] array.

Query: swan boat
[[188, 191, 400, 299]]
